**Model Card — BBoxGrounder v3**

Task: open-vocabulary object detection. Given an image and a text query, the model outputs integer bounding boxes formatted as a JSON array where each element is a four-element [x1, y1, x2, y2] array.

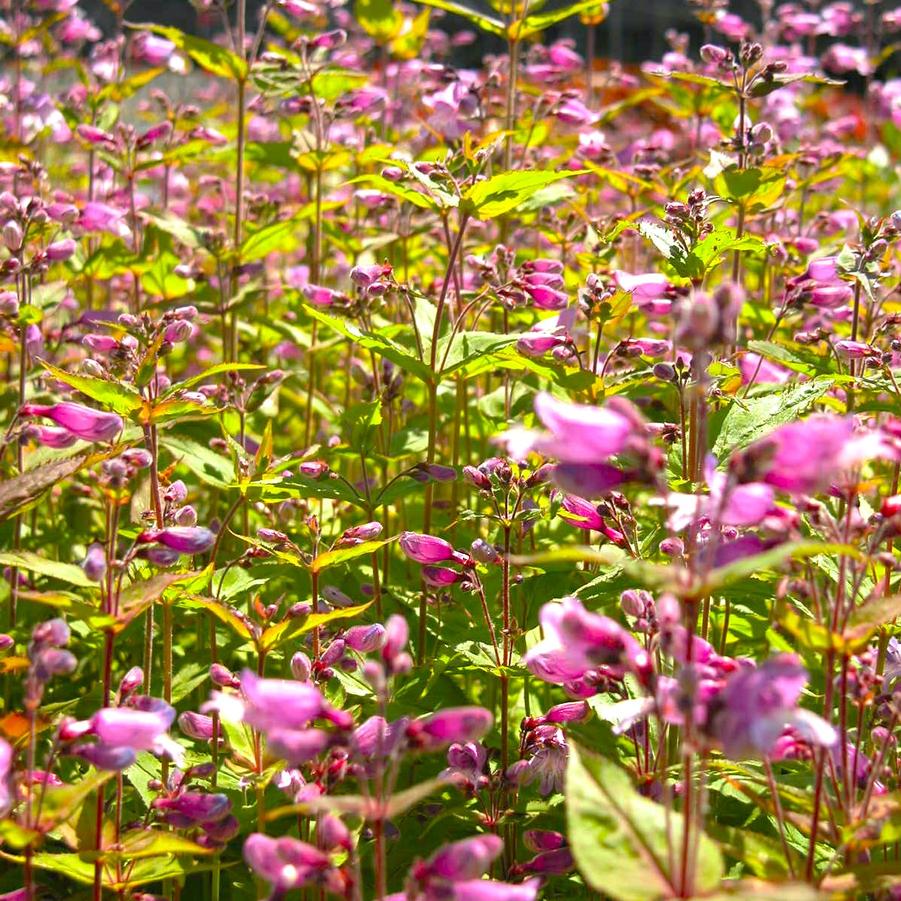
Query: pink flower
[[525, 596, 653, 688], [238, 669, 346, 732], [0, 739, 12, 817], [613, 270, 670, 301], [243, 834, 334, 894], [78, 202, 131, 239], [751, 415, 855, 494], [132, 33, 176, 66], [710, 655, 836, 758], [399, 532, 458, 564], [739, 353, 790, 384], [500, 392, 634, 464], [20, 402, 123, 443], [138, 526, 215, 554], [408, 707, 493, 748]]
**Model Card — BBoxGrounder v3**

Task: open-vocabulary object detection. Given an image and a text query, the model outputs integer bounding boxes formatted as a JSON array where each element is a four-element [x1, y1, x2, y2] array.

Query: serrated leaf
[[38, 361, 142, 415]]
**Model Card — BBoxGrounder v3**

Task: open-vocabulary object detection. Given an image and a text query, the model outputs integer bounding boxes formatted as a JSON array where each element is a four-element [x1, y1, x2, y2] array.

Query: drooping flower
[[525, 596, 653, 689], [500, 392, 634, 464], [20, 402, 122, 443]]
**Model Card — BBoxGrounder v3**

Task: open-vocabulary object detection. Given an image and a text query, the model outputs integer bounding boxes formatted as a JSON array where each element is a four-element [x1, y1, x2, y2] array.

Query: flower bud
[[82, 543, 107, 582], [291, 652, 312, 681]]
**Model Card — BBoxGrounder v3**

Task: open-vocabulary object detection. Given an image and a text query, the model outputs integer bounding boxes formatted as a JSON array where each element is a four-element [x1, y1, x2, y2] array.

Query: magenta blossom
[[138, 526, 215, 555], [20, 402, 122, 443], [408, 707, 493, 749]]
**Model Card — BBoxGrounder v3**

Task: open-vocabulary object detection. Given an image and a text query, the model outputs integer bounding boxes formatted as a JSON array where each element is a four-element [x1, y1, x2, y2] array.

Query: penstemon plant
[[0, 0, 900, 899]]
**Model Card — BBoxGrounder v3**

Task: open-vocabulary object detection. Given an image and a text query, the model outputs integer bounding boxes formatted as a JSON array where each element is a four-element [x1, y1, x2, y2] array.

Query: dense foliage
[[0, 0, 899, 898]]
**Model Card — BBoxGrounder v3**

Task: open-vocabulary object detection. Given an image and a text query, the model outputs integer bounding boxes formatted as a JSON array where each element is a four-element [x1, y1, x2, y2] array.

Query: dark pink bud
[[423, 566, 464, 587], [343, 624, 385, 652], [291, 651, 312, 681], [45, 238, 76, 261], [310, 29, 346, 49], [523, 830, 566, 852], [118, 666, 143, 697], [338, 521, 383, 545], [139, 527, 215, 554], [20, 402, 122, 443], [423, 834, 503, 881], [382, 614, 409, 662], [179, 711, 215, 741], [210, 663, 239, 688], [543, 701, 590, 724], [399, 532, 456, 564]]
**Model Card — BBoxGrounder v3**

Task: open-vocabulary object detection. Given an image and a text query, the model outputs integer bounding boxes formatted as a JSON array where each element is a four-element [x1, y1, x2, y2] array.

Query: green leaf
[[567, 744, 722, 901], [38, 361, 142, 416], [519, 0, 606, 36], [712, 378, 836, 458], [128, 23, 248, 81], [463, 170, 582, 219], [160, 436, 235, 489], [436, 331, 520, 376], [302, 305, 433, 383], [260, 603, 372, 652], [0, 551, 96, 588], [344, 174, 437, 210], [31, 770, 114, 833], [311, 540, 392, 573], [355, 0, 403, 41], [693, 227, 766, 270], [240, 218, 300, 262], [410, 0, 504, 36], [162, 363, 266, 398]]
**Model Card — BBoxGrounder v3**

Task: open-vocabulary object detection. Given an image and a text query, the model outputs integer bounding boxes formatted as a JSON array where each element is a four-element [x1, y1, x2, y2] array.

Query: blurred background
[[79, 0, 798, 62]]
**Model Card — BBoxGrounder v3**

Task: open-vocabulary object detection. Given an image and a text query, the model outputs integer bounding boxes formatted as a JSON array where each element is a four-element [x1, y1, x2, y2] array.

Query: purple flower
[[138, 526, 215, 554], [403, 835, 541, 901], [86, 702, 183, 768], [267, 728, 332, 764], [20, 402, 122, 443], [82, 543, 107, 582], [154, 792, 231, 824]]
